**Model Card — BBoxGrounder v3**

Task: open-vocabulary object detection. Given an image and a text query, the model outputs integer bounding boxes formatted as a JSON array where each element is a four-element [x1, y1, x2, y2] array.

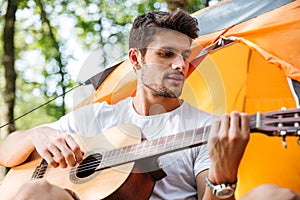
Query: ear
[[128, 48, 142, 70]]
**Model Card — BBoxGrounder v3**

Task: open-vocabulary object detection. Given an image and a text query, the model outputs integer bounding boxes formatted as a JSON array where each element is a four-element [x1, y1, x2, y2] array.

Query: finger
[[240, 113, 250, 144], [65, 134, 83, 163], [240, 112, 250, 133], [52, 132, 77, 167], [41, 149, 59, 168], [208, 119, 221, 154], [229, 111, 240, 137], [219, 114, 230, 139], [49, 144, 68, 168], [209, 119, 221, 140], [56, 141, 77, 167]]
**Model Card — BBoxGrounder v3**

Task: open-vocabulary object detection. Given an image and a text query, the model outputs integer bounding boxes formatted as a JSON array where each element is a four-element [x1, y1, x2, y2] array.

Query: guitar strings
[[35, 135, 191, 177], [33, 118, 261, 179], [33, 130, 209, 179], [75, 126, 209, 172]]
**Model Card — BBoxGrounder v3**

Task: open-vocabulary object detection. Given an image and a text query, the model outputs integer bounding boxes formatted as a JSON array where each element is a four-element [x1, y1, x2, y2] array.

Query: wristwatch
[[206, 174, 237, 199]]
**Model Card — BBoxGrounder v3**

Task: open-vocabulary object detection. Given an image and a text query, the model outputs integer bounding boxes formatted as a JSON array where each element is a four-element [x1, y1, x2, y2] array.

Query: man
[[0, 8, 295, 200]]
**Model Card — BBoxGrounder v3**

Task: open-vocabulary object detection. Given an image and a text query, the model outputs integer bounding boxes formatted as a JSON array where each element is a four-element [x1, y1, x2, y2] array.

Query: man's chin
[[159, 91, 182, 98], [144, 83, 182, 98]]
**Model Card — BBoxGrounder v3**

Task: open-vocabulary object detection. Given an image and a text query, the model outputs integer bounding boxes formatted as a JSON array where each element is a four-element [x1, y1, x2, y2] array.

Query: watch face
[[216, 187, 234, 199]]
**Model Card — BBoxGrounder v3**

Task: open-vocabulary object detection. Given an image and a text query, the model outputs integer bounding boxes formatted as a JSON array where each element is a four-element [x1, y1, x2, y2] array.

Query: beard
[[141, 70, 184, 98], [143, 83, 179, 98]]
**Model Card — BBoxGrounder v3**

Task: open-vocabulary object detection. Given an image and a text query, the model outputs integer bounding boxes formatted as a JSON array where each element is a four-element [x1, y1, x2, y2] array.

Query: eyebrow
[[160, 46, 192, 55]]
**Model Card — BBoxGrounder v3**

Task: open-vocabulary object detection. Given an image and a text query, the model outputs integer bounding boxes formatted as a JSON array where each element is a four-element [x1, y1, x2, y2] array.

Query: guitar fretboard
[[97, 126, 211, 170], [95, 110, 300, 171]]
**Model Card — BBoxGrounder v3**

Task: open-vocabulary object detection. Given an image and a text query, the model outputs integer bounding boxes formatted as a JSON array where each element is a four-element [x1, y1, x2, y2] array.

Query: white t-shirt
[[48, 97, 214, 199]]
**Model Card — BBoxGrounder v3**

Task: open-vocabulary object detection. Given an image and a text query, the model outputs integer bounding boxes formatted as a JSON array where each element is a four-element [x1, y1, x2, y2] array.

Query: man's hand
[[241, 184, 300, 200], [29, 126, 83, 168], [207, 111, 250, 183]]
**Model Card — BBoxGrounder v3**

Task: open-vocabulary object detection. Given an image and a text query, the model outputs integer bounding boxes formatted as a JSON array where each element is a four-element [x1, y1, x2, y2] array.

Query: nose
[[171, 54, 188, 73]]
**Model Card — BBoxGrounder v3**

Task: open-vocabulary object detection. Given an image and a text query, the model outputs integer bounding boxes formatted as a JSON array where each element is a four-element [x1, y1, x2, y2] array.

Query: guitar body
[[0, 124, 158, 200]]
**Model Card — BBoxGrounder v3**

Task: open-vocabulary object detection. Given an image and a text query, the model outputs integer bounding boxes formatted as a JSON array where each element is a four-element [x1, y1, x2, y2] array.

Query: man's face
[[139, 30, 191, 98]]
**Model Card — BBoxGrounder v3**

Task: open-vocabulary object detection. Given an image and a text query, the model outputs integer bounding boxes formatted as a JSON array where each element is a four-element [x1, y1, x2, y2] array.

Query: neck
[[132, 89, 183, 116]]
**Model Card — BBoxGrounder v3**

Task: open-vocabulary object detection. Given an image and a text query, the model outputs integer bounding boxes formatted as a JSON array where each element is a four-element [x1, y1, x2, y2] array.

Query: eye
[[158, 50, 174, 58], [182, 51, 191, 60], [182, 54, 189, 60]]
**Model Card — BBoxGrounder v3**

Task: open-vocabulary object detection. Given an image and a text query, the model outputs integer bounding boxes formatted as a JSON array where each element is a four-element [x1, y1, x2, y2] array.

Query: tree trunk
[[2, 0, 17, 139], [1, 0, 18, 180]]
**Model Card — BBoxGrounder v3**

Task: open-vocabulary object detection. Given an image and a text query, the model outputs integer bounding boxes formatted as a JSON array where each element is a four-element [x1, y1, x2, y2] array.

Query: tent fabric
[[193, 0, 295, 35], [193, 0, 300, 82], [78, 0, 300, 198], [76, 59, 137, 108]]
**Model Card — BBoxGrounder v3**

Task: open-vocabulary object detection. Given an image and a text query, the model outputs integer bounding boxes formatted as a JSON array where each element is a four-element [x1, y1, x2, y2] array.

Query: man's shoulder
[[181, 101, 218, 125], [182, 101, 213, 115], [90, 97, 132, 108]]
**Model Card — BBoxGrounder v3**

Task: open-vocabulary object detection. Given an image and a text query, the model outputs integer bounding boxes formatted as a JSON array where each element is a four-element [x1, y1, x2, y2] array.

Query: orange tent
[[78, 0, 300, 198]]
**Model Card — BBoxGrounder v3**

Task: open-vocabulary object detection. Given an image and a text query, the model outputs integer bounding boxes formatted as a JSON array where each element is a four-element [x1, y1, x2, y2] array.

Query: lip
[[166, 75, 185, 86], [167, 74, 185, 81]]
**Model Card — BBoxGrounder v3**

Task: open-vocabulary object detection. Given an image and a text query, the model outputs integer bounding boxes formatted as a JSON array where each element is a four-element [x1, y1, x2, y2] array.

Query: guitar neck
[[99, 125, 210, 170], [98, 118, 256, 170], [97, 110, 300, 170]]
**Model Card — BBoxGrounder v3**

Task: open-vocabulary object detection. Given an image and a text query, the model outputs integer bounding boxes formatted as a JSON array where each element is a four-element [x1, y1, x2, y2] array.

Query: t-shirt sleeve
[[46, 103, 105, 136], [192, 113, 215, 177], [193, 144, 210, 176]]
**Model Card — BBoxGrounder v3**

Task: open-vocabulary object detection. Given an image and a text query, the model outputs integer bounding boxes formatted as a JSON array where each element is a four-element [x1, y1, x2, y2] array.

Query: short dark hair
[[129, 9, 199, 56]]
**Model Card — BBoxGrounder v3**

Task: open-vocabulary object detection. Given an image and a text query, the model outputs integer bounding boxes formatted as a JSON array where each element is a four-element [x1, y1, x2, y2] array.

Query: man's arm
[[241, 184, 300, 200], [0, 130, 35, 167], [196, 111, 250, 200], [0, 126, 83, 168]]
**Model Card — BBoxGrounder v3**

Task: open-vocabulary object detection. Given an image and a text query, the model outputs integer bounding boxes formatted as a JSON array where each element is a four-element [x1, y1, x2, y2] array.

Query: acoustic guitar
[[0, 108, 299, 200]]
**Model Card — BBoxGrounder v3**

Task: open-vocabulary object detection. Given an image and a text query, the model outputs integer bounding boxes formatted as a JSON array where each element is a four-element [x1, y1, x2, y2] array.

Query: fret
[[171, 132, 176, 151], [123, 145, 131, 164], [154, 137, 161, 155]]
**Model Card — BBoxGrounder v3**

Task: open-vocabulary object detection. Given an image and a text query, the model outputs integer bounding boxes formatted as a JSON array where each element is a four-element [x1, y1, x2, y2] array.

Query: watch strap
[[206, 174, 237, 198]]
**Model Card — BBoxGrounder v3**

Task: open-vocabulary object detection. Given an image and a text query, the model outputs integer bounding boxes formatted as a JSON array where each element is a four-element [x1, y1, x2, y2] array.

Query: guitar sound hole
[[76, 153, 102, 178]]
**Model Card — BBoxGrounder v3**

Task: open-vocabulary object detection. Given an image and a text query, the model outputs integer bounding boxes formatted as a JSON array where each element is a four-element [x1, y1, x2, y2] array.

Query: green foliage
[[187, 0, 207, 13], [14, 78, 63, 129], [101, 0, 160, 24]]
